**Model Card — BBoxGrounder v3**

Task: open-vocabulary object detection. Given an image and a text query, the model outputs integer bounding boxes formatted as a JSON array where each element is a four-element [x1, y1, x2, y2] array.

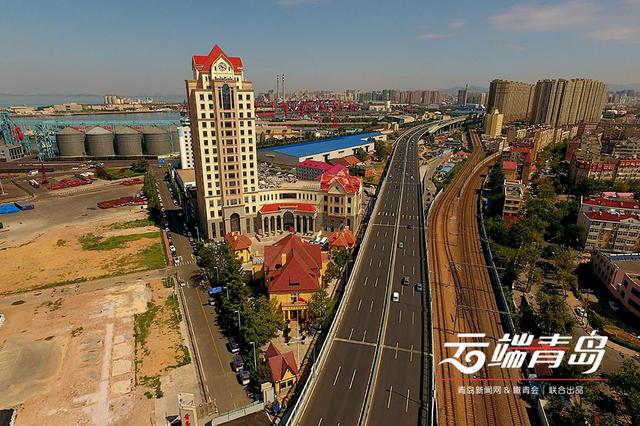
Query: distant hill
[[607, 83, 640, 92]]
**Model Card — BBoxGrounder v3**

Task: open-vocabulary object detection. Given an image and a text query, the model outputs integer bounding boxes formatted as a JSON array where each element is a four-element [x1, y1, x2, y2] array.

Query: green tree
[[535, 291, 575, 334], [240, 296, 284, 347], [130, 159, 148, 173], [307, 288, 335, 332], [606, 359, 640, 425], [355, 147, 368, 162], [374, 139, 387, 158], [331, 248, 350, 270], [323, 262, 341, 284]]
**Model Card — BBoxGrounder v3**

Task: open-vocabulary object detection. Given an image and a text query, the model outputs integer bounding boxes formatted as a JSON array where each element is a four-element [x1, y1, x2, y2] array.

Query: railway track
[[427, 129, 530, 426]]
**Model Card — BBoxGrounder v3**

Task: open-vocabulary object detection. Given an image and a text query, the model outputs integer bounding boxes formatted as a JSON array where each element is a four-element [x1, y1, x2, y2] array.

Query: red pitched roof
[[224, 232, 252, 251], [297, 160, 333, 171], [260, 203, 316, 214], [265, 343, 298, 382], [583, 196, 640, 209], [264, 234, 322, 293], [193, 44, 243, 74], [502, 161, 518, 171], [329, 227, 356, 248], [320, 168, 361, 194], [584, 211, 640, 222]]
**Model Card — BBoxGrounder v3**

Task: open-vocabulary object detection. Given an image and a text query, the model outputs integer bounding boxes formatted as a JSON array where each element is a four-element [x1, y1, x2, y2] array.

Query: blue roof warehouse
[[257, 132, 385, 166]]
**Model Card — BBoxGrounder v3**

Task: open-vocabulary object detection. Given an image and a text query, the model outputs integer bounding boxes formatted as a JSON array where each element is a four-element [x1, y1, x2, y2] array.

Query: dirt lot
[[0, 210, 164, 295], [0, 277, 197, 426]]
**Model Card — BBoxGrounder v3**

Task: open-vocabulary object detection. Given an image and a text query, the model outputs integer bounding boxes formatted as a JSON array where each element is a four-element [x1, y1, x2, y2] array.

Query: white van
[[392, 292, 400, 302]]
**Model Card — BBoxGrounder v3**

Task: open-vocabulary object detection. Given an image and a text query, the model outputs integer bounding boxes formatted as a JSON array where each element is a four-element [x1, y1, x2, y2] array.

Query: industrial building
[[257, 132, 384, 166], [55, 125, 177, 158]]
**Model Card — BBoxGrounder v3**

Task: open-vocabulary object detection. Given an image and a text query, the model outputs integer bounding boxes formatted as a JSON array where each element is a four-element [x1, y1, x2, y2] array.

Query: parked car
[[228, 337, 239, 353], [232, 354, 244, 372], [208, 297, 215, 306], [238, 369, 250, 385], [575, 307, 586, 317], [392, 292, 400, 302], [0, 313, 5, 327]]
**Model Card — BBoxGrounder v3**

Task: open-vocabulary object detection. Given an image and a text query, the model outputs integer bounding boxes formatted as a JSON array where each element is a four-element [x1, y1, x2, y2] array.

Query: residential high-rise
[[484, 108, 504, 137], [186, 44, 259, 239], [457, 84, 468, 105], [487, 79, 534, 123], [178, 118, 194, 169], [530, 78, 607, 127]]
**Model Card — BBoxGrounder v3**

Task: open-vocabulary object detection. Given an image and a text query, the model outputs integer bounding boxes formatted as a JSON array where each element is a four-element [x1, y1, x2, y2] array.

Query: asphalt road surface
[[297, 125, 430, 426], [151, 163, 252, 414]]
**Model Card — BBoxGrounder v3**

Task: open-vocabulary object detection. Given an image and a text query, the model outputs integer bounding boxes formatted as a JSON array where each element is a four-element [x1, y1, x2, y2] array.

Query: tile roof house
[[328, 226, 356, 251], [265, 342, 299, 394], [264, 234, 325, 320], [224, 232, 252, 262]]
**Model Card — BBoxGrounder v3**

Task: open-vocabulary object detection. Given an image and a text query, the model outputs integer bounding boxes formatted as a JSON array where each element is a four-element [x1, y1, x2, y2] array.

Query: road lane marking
[[349, 369, 357, 390], [362, 330, 367, 341], [387, 386, 393, 408], [318, 418, 323, 426], [334, 338, 376, 347], [370, 300, 374, 312], [399, 310, 402, 323], [374, 278, 378, 288], [369, 259, 373, 266], [373, 243, 377, 249], [412, 311, 415, 325], [410, 344, 414, 362], [395, 342, 399, 359], [378, 259, 382, 267], [364, 277, 368, 287], [348, 328, 354, 340], [406, 389, 410, 412], [357, 299, 362, 311], [333, 366, 342, 386]]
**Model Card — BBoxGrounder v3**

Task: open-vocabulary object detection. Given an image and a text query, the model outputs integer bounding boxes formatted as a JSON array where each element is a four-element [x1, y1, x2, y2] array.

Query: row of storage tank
[[56, 125, 179, 157]]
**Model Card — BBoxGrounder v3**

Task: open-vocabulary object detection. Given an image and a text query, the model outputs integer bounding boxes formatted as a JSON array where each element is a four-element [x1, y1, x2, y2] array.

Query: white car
[[0, 314, 5, 327], [392, 292, 400, 302]]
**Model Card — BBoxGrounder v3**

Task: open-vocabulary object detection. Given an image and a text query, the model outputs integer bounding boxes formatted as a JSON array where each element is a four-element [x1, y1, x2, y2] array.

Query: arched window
[[219, 84, 233, 110]]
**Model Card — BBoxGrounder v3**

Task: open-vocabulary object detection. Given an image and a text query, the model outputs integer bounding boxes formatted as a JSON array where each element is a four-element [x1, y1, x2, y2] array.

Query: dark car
[[228, 337, 239, 353], [402, 276, 410, 285], [415, 282, 423, 292], [232, 354, 244, 372], [238, 369, 250, 385]]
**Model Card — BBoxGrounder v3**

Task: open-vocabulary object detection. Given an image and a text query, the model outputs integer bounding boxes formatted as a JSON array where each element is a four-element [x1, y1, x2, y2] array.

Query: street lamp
[[235, 310, 241, 330], [250, 341, 257, 371]]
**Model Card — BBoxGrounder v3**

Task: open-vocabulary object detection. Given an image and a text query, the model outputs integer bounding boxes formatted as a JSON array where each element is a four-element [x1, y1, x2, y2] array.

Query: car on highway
[[401, 276, 410, 285], [406, 224, 413, 229], [232, 354, 244, 372], [398, 241, 404, 249], [415, 282, 423, 292], [238, 369, 250, 385], [392, 292, 400, 302], [228, 337, 240, 353]]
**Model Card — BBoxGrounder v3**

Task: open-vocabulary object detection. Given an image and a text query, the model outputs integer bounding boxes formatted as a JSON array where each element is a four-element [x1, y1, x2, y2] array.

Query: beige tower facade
[[484, 108, 504, 137], [186, 45, 259, 239], [530, 78, 607, 127], [487, 80, 534, 123]]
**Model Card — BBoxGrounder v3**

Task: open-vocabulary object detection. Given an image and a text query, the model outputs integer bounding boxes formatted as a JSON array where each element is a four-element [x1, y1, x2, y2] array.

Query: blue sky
[[1, 0, 639, 96]]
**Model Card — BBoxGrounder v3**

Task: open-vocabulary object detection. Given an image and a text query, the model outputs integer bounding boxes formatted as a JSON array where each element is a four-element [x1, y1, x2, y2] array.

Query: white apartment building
[[178, 120, 194, 169]]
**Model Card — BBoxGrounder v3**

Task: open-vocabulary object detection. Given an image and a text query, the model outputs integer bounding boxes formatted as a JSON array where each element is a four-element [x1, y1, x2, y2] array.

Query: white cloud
[[587, 26, 640, 41], [418, 33, 453, 41], [490, 0, 598, 32], [491, 0, 640, 42], [449, 19, 465, 30], [495, 43, 525, 51]]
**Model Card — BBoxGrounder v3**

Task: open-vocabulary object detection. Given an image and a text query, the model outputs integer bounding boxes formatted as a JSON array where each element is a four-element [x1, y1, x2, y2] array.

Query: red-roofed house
[[330, 155, 362, 167], [224, 232, 252, 262], [502, 160, 518, 181], [265, 342, 298, 394], [264, 234, 326, 320], [296, 160, 333, 181], [328, 226, 356, 252]]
